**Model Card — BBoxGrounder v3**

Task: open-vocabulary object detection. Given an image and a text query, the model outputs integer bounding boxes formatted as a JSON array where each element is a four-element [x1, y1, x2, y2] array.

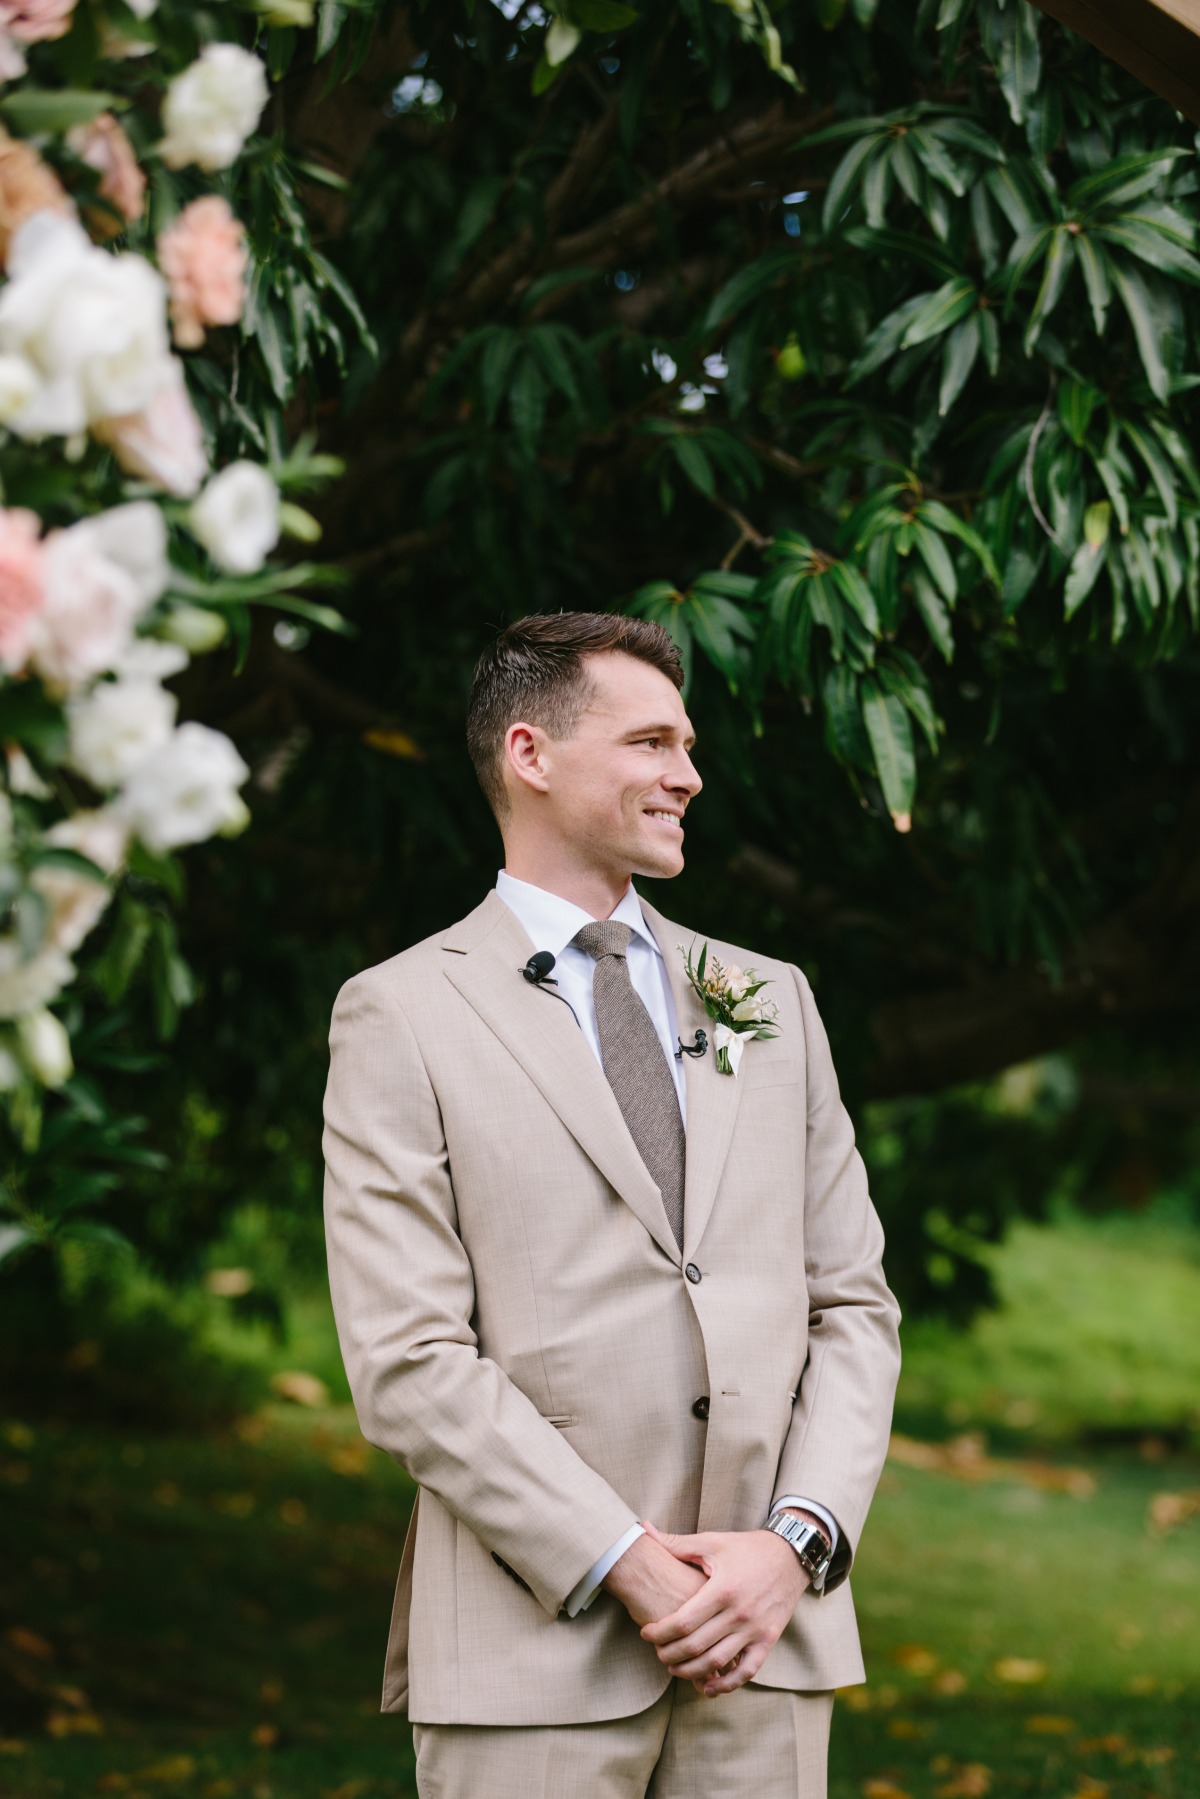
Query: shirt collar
[[495, 870, 663, 961]]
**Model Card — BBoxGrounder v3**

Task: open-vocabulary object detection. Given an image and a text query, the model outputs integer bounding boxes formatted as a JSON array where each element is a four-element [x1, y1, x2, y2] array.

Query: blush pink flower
[[157, 196, 248, 350], [66, 113, 146, 235], [0, 505, 44, 670], [1, 0, 77, 43], [93, 356, 208, 497]]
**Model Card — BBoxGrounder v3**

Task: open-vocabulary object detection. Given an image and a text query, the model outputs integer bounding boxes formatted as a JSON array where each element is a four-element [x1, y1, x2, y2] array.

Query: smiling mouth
[[645, 809, 683, 829]]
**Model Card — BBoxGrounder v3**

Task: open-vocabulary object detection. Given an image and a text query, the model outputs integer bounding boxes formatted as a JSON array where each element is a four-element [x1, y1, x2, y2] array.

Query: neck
[[502, 843, 632, 920]]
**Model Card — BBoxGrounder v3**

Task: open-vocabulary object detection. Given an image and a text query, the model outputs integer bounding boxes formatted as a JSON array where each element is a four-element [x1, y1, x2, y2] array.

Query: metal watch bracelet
[[765, 1509, 833, 1592]]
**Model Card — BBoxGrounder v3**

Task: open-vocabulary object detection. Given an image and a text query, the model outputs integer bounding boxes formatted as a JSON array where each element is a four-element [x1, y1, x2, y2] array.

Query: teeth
[[648, 810, 681, 825]]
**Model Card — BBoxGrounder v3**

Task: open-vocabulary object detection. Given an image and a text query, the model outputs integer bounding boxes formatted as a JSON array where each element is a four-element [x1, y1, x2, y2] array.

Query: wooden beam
[[1029, 0, 1200, 124]]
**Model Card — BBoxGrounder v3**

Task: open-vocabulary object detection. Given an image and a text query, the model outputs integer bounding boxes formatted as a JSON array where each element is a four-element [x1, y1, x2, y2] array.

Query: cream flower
[[34, 807, 129, 954], [31, 501, 168, 692], [0, 504, 44, 670], [0, 938, 74, 1019], [66, 675, 178, 788], [189, 461, 280, 574], [116, 721, 250, 852], [158, 195, 248, 349], [92, 355, 208, 497], [158, 43, 269, 172], [0, 211, 171, 438]]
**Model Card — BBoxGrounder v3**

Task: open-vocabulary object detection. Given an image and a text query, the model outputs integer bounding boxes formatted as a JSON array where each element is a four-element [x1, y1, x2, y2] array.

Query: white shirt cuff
[[771, 1495, 840, 1557], [563, 1522, 645, 1617]]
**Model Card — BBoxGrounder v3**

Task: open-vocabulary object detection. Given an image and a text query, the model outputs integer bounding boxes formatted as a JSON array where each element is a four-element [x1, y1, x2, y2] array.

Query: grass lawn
[[1, 1209, 1197, 1799]]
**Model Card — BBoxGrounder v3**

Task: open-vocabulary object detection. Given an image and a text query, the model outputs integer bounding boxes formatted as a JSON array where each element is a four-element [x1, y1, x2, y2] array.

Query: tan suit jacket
[[322, 890, 901, 1726]]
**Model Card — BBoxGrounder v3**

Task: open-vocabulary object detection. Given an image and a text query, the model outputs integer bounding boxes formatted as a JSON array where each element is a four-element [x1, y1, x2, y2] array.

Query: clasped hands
[[601, 1517, 809, 1699]]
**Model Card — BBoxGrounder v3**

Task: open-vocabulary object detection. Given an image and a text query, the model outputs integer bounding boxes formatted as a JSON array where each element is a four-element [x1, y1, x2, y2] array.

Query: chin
[[633, 844, 685, 881]]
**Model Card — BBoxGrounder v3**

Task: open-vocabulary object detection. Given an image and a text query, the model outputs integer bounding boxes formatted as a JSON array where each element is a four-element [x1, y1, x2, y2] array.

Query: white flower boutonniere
[[678, 939, 781, 1076]]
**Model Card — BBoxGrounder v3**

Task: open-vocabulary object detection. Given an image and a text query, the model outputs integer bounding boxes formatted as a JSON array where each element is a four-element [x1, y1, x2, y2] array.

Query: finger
[[651, 1613, 732, 1669], [702, 1643, 766, 1698], [669, 1631, 747, 1682], [641, 1586, 725, 1646]]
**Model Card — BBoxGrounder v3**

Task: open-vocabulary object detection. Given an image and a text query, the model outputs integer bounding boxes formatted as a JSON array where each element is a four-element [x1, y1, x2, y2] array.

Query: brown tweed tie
[[572, 919, 686, 1251]]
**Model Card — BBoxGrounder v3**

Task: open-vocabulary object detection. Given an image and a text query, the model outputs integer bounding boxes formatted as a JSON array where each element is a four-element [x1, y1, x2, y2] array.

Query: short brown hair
[[466, 612, 684, 817]]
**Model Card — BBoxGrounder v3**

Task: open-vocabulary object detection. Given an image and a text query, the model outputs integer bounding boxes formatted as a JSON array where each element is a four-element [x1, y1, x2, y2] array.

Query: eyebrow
[[622, 721, 697, 750]]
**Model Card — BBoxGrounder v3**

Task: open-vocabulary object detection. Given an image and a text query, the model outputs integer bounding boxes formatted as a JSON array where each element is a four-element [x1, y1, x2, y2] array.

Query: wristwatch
[[765, 1509, 833, 1592]]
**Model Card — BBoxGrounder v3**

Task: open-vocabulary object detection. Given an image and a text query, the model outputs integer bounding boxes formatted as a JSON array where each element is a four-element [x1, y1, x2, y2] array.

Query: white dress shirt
[[495, 871, 839, 1614]]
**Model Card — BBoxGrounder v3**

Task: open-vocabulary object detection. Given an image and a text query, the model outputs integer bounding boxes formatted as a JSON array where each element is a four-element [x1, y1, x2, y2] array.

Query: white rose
[[0, 353, 38, 424], [731, 993, 766, 1023], [116, 721, 250, 852], [159, 44, 269, 172], [34, 807, 129, 954], [0, 938, 74, 1019], [17, 1008, 73, 1088], [92, 355, 208, 499], [67, 677, 178, 789], [724, 966, 750, 1001], [189, 461, 280, 575], [111, 637, 189, 683], [31, 502, 168, 692], [0, 212, 172, 438]]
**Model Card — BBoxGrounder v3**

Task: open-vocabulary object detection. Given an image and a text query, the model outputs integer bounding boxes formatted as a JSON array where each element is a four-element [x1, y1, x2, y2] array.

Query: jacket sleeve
[[770, 964, 902, 1592], [322, 968, 640, 1620]]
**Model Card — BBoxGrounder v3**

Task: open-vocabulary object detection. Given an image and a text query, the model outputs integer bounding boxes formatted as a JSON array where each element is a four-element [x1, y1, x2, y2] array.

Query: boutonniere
[[678, 940, 781, 1077]]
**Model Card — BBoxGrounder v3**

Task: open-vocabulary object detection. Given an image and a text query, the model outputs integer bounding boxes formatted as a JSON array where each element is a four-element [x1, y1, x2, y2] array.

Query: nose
[[669, 745, 702, 798]]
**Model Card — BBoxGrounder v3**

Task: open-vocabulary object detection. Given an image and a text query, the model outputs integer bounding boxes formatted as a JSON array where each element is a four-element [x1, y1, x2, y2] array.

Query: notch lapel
[[441, 892, 681, 1264], [640, 900, 745, 1259]]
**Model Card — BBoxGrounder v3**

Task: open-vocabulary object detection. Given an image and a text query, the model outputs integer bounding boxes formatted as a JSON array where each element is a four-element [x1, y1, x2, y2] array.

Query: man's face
[[508, 651, 702, 881]]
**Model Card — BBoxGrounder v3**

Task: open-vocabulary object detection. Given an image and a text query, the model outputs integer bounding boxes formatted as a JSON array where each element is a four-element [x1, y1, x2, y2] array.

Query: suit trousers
[[412, 1681, 835, 1799]]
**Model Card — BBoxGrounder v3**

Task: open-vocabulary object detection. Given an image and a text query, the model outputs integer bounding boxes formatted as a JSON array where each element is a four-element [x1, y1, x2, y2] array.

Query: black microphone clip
[[676, 1029, 709, 1059], [521, 950, 558, 986]]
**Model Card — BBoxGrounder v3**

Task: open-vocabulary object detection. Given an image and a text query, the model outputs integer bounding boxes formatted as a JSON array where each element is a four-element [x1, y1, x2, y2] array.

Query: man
[[322, 612, 901, 1798]]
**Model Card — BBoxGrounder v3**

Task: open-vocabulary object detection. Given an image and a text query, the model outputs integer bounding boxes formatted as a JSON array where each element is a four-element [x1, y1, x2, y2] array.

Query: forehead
[[580, 650, 689, 723]]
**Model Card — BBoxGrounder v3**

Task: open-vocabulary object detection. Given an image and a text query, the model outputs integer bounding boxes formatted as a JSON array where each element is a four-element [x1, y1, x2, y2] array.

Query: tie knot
[[572, 919, 633, 962]]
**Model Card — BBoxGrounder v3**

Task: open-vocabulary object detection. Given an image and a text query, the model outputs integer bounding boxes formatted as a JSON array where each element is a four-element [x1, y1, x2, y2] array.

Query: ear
[[504, 721, 552, 797]]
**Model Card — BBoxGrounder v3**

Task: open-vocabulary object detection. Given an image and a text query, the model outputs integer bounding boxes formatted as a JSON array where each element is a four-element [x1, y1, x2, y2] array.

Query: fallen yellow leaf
[[6, 1627, 53, 1660], [270, 1371, 329, 1408], [1146, 1490, 1200, 1535], [139, 1755, 197, 1782], [931, 1669, 967, 1696], [45, 1709, 102, 1737], [862, 1781, 911, 1799], [250, 1722, 279, 1749], [1074, 1735, 1127, 1755], [362, 726, 424, 761], [992, 1657, 1046, 1684], [892, 1643, 938, 1676], [934, 1766, 991, 1799], [1025, 1715, 1074, 1734], [887, 1719, 923, 1739]]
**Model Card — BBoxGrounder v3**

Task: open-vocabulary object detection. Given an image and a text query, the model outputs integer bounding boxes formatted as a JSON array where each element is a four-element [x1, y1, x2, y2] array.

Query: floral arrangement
[[678, 940, 781, 1076], [0, 0, 354, 1147]]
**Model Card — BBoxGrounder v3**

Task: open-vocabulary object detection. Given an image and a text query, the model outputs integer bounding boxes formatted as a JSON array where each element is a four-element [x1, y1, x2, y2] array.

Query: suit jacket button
[[691, 1395, 710, 1420], [685, 1263, 702, 1284]]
